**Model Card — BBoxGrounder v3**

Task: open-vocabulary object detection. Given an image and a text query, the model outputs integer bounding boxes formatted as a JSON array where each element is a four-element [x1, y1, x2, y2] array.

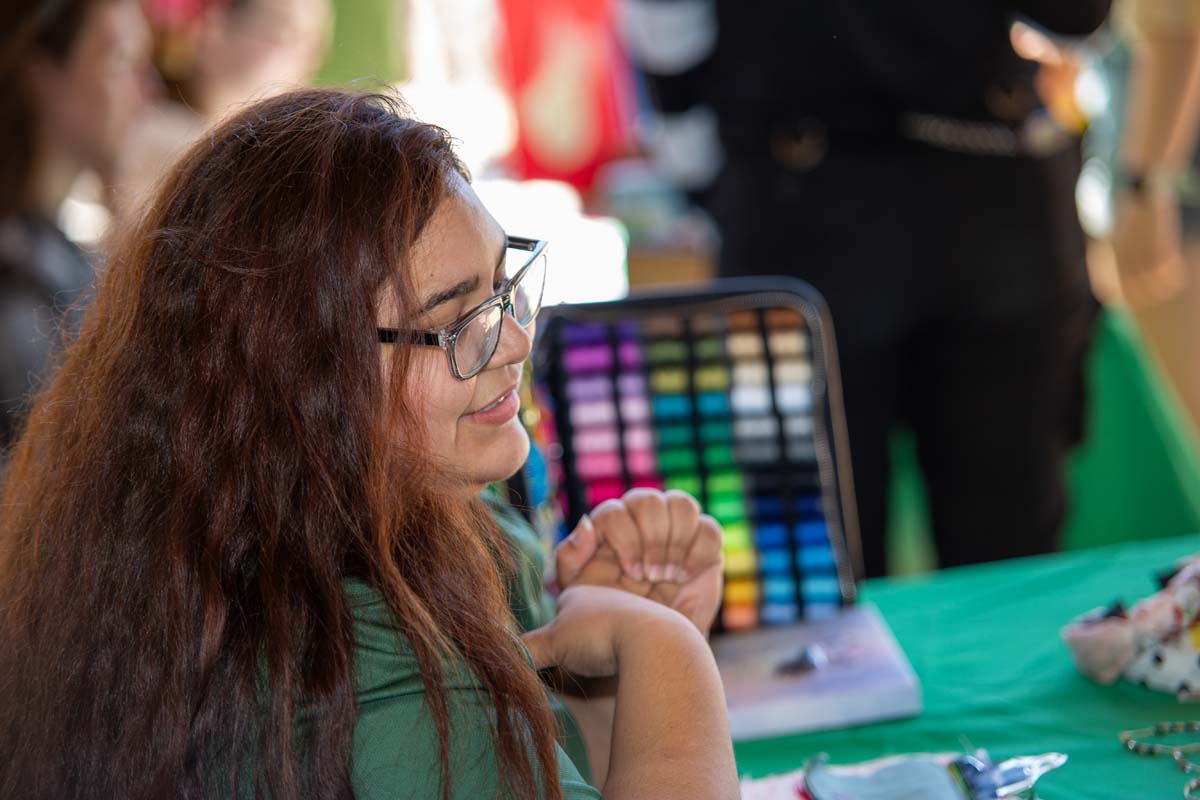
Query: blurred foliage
[[315, 0, 403, 87]]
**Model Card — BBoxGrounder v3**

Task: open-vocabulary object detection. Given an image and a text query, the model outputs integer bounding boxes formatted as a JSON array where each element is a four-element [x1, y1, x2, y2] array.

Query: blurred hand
[[1113, 189, 1187, 307], [553, 489, 724, 635]]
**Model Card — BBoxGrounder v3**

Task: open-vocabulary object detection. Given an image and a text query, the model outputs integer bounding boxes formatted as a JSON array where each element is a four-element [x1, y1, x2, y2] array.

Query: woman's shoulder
[[341, 578, 600, 800], [343, 578, 481, 702]]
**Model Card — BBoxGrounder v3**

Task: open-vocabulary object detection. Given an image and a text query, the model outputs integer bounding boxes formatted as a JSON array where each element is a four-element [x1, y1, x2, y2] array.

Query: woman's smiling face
[[379, 177, 535, 491]]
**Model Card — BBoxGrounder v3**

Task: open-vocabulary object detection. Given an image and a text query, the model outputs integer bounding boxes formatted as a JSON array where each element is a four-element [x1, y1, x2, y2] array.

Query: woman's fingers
[[590, 498, 645, 581], [621, 488, 672, 582], [554, 514, 600, 589], [681, 514, 724, 582], [664, 490, 702, 581], [565, 497, 725, 637], [671, 559, 724, 635], [599, 489, 702, 584], [578, 490, 718, 587], [671, 514, 724, 634]]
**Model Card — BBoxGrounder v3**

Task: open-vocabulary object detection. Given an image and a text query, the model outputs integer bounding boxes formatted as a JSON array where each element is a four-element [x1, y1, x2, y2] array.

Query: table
[[734, 536, 1200, 799]]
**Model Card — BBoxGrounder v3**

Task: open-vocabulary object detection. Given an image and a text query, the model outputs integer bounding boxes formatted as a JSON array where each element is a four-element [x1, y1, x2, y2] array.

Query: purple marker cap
[[618, 340, 642, 368], [617, 373, 647, 397], [614, 321, 640, 340], [561, 322, 609, 344], [564, 345, 613, 372], [566, 375, 612, 401]]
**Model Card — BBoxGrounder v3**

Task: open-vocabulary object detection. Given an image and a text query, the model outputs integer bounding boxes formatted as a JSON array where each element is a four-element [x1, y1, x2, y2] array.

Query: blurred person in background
[[1112, 0, 1200, 438], [628, 0, 1110, 577], [111, 0, 332, 220], [0, 0, 153, 452]]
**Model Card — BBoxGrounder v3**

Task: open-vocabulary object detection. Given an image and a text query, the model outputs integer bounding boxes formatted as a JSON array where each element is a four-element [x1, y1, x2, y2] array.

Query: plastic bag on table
[[740, 751, 1067, 800]]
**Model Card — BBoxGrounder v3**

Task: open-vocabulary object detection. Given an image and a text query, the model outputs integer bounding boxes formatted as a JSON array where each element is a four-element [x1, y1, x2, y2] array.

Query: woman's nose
[[488, 310, 534, 369]]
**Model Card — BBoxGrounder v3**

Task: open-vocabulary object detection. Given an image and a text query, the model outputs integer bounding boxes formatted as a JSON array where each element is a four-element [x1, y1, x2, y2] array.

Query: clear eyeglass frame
[[377, 236, 548, 380]]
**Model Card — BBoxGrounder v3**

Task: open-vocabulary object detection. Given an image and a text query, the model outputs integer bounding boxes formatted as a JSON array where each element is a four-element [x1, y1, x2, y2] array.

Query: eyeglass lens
[[452, 249, 547, 377], [454, 304, 505, 378], [510, 251, 547, 326]]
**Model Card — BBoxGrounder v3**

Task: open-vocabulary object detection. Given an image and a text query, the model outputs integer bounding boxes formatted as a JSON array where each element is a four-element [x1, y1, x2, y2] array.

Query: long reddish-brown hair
[[0, 88, 561, 800]]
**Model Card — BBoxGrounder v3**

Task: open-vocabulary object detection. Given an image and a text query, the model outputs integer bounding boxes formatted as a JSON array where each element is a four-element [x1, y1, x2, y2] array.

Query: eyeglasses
[[377, 236, 548, 380]]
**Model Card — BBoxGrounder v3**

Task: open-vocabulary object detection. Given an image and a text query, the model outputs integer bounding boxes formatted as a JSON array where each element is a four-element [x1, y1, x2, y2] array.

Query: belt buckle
[[770, 123, 828, 171]]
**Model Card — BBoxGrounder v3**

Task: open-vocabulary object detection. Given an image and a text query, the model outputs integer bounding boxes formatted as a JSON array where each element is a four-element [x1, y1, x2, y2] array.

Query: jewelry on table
[[1120, 721, 1200, 799]]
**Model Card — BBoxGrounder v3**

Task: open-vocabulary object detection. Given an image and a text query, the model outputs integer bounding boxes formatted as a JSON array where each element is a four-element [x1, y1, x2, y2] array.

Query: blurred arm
[[1114, 0, 1200, 439], [1122, 5, 1200, 174]]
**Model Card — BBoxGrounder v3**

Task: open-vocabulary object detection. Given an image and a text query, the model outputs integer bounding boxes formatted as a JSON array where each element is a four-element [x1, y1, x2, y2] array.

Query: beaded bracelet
[[1120, 722, 1200, 799]]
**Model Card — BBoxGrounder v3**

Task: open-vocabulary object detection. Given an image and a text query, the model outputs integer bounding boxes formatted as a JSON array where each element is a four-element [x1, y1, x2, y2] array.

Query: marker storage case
[[518, 278, 862, 633]]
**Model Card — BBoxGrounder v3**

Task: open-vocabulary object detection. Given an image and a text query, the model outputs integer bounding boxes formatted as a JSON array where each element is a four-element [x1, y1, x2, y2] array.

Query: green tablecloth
[[734, 536, 1200, 798]]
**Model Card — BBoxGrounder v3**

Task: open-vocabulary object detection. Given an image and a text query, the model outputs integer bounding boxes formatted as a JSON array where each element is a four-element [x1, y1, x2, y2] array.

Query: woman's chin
[[461, 423, 531, 488]]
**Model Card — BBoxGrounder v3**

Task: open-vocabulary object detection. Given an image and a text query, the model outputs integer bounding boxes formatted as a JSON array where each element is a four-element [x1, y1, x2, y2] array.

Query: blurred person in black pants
[[627, 0, 1110, 577]]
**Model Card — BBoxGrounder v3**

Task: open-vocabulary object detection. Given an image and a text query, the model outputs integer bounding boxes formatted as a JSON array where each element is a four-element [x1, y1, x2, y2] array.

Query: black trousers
[[713, 141, 1096, 578]]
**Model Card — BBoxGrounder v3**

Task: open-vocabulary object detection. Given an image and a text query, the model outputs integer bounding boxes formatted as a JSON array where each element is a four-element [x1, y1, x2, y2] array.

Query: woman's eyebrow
[[420, 275, 480, 314], [419, 235, 508, 314]]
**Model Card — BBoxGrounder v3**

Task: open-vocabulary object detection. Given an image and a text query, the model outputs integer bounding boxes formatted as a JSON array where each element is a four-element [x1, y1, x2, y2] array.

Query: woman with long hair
[[0, 88, 738, 799]]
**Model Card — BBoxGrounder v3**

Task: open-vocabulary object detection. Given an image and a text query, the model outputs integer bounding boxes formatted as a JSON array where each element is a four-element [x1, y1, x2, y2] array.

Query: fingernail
[[575, 516, 593, 540], [629, 563, 645, 581], [647, 564, 665, 583], [664, 565, 679, 582]]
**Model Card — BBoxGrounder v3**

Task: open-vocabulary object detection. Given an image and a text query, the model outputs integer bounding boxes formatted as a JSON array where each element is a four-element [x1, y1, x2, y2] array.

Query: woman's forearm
[[1123, 31, 1200, 172], [602, 623, 738, 799]]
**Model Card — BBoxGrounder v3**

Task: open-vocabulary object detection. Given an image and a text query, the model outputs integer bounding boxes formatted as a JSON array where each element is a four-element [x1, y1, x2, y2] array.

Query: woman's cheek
[[406, 353, 473, 433]]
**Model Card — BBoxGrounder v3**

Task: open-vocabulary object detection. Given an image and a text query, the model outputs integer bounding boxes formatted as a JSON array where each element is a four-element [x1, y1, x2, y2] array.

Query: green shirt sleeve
[[345, 579, 600, 800]]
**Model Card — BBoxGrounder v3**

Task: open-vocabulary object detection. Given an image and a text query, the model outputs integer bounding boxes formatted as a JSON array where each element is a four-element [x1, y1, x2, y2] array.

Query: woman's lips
[[464, 387, 519, 424]]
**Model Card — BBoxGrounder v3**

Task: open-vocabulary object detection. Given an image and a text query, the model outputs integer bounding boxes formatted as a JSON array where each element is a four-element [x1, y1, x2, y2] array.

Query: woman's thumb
[[521, 625, 556, 670], [555, 514, 599, 588]]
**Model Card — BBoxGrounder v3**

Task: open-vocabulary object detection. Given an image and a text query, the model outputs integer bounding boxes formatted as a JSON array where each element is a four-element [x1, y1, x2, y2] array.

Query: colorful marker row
[[537, 308, 845, 630]]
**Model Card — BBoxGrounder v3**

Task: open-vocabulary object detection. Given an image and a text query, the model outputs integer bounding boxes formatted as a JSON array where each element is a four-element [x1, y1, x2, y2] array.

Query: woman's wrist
[[614, 606, 711, 670], [1116, 165, 1180, 199]]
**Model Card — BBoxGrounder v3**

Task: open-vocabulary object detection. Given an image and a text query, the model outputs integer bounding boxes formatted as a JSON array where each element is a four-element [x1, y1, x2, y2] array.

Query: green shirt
[[344, 497, 600, 800]]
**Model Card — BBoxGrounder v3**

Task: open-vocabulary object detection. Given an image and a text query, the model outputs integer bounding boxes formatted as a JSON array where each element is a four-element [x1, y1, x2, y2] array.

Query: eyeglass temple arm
[[377, 328, 441, 345], [506, 235, 541, 252]]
